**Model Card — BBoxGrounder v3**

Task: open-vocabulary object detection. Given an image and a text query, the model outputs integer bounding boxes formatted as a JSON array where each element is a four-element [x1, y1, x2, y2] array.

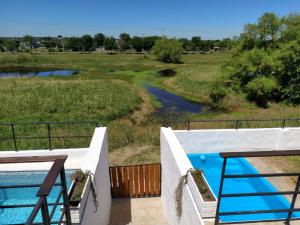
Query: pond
[[0, 68, 77, 78], [144, 84, 204, 115]]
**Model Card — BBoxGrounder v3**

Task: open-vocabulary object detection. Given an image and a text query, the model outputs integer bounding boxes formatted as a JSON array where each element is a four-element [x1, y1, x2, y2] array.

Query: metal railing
[[0, 121, 100, 151], [0, 155, 72, 225], [215, 150, 300, 225], [163, 118, 300, 130]]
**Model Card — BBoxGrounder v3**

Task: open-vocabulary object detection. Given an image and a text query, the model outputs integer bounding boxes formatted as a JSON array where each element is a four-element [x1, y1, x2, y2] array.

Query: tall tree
[[81, 34, 94, 52], [257, 12, 281, 47], [191, 36, 202, 51], [104, 36, 118, 54], [64, 37, 82, 52], [94, 33, 105, 48], [23, 35, 34, 53], [144, 36, 160, 53], [119, 33, 131, 52], [131, 36, 144, 53]]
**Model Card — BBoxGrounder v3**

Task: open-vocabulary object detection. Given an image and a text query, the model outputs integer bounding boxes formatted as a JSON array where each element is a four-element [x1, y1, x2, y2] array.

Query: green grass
[[2, 52, 300, 167]]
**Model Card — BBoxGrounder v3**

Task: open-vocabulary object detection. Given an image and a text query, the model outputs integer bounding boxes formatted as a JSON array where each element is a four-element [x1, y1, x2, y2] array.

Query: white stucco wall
[[80, 127, 111, 225], [160, 127, 205, 225], [0, 148, 88, 171], [174, 127, 300, 153]]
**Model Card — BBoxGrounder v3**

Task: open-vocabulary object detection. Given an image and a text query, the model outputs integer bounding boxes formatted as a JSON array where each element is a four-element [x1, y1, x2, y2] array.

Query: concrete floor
[[109, 197, 169, 225]]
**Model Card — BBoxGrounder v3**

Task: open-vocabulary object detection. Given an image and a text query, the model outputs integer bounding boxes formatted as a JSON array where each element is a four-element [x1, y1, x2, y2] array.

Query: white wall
[[174, 128, 300, 154], [80, 127, 111, 225], [160, 127, 205, 225]]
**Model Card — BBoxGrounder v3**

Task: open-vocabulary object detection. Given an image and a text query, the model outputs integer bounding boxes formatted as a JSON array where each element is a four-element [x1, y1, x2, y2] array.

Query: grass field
[[1, 52, 300, 166]]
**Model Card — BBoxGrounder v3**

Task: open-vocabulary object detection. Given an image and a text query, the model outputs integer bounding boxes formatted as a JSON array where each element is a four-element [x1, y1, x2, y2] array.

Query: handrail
[[0, 155, 67, 164], [220, 149, 300, 158], [0, 155, 71, 225], [214, 150, 300, 225], [37, 158, 66, 197], [164, 118, 300, 130], [0, 121, 99, 151]]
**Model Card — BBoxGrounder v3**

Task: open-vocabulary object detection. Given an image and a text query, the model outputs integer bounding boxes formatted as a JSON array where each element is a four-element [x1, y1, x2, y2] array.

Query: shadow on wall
[[109, 198, 132, 225]]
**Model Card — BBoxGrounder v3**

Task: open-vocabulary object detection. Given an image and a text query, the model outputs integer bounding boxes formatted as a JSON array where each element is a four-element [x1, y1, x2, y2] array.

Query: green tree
[[179, 38, 193, 51], [5, 39, 18, 52], [64, 37, 82, 51], [81, 35, 94, 52], [104, 36, 118, 53], [246, 76, 278, 107], [143, 36, 160, 53], [257, 12, 281, 48], [94, 33, 105, 48], [23, 35, 34, 53], [152, 38, 183, 63], [130, 36, 144, 53], [191, 36, 202, 51], [0, 38, 5, 52], [119, 33, 131, 53]]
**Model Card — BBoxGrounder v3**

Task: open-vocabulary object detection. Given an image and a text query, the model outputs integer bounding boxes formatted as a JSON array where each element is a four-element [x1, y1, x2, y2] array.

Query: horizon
[[1, 0, 300, 39]]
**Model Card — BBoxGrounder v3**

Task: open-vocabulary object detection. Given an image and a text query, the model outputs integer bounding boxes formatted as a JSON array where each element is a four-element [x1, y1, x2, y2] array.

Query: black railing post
[[235, 120, 239, 130], [40, 197, 51, 225], [47, 123, 52, 150], [215, 157, 227, 225], [187, 120, 191, 131], [286, 175, 300, 224], [60, 167, 72, 225], [282, 119, 286, 128], [11, 123, 17, 151]]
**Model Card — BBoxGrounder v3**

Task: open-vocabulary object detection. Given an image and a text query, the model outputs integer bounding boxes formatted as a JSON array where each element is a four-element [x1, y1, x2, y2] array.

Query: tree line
[[0, 33, 233, 54]]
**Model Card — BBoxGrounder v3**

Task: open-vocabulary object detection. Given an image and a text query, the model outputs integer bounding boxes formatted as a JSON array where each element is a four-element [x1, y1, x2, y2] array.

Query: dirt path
[[130, 88, 155, 124]]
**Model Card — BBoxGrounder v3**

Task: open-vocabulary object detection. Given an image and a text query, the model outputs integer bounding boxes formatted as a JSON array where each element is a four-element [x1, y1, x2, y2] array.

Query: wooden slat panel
[[128, 166, 134, 196], [117, 167, 123, 196], [123, 167, 129, 196], [149, 164, 155, 195], [133, 165, 139, 197], [139, 165, 145, 195], [144, 164, 150, 195], [111, 167, 118, 197], [154, 164, 161, 195], [110, 163, 161, 198]]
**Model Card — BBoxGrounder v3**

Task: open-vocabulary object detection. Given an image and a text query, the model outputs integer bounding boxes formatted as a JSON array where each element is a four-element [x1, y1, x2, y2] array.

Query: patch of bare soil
[[130, 89, 155, 124], [109, 144, 156, 166]]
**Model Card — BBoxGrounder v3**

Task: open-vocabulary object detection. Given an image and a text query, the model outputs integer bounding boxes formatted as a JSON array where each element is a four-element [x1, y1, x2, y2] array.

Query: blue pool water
[[0, 170, 74, 225], [188, 153, 300, 222]]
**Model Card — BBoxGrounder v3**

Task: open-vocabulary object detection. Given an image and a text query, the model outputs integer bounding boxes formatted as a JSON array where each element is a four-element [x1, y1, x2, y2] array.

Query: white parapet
[[160, 127, 205, 225], [174, 127, 300, 153]]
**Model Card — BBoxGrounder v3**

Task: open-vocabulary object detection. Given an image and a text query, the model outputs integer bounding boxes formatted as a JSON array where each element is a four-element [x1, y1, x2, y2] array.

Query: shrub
[[246, 76, 278, 107], [152, 38, 183, 63], [209, 84, 227, 109]]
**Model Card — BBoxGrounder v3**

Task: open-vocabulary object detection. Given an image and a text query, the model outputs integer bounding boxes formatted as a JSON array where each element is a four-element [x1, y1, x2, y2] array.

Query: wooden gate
[[109, 163, 161, 198]]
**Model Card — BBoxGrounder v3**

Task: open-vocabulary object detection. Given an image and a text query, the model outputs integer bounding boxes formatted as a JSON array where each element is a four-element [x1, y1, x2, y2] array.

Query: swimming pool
[[187, 153, 300, 222], [0, 170, 74, 225]]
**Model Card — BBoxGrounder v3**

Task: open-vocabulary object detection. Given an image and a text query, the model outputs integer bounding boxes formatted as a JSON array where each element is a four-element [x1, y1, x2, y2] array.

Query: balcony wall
[[174, 127, 300, 154], [160, 127, 205, 225]]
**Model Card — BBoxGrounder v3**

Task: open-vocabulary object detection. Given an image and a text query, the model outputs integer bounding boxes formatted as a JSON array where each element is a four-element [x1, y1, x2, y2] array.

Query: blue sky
[[1, 0, 299, 39]]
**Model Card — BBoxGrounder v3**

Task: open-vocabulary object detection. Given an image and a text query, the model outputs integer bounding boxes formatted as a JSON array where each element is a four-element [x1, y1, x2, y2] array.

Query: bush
[[152, 38, 183, 63], [209, 85, 227, 109], [246, 76, 278, 107]]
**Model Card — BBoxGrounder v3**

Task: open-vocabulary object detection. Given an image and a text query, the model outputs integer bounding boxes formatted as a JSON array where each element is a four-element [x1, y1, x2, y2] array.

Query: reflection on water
[[0, 69, 77, 78]]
